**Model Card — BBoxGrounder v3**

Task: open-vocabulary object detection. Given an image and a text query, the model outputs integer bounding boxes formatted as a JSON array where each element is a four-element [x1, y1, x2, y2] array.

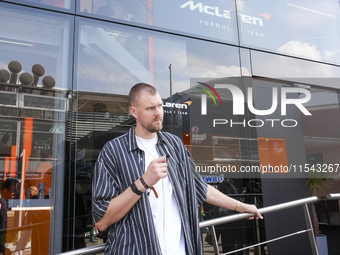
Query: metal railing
[[56, 193, 340, 255]]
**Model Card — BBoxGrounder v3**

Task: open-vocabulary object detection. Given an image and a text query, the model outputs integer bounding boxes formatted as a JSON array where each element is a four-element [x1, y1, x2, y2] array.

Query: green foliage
[[92, 102, 107, 112], [306, 166, 330, 198], [2, 231, 19, 244]]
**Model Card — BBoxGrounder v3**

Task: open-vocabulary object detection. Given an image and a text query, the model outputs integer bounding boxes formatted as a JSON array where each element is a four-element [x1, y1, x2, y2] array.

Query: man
[[92, 83, 262, 254]]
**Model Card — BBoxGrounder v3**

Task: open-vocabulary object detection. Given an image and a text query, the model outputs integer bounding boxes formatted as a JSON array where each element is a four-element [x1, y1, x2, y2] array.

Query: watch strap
[[130, 182, 143, 196], [140, 176, 150, 189]]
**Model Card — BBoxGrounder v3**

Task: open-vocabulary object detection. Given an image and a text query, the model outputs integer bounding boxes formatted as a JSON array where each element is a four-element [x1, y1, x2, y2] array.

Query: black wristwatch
[[130, 182, 143, 196]]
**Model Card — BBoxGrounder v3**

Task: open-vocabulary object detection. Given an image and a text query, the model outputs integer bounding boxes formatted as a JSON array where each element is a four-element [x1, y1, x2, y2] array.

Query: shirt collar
[[128, 125, 167, 152]]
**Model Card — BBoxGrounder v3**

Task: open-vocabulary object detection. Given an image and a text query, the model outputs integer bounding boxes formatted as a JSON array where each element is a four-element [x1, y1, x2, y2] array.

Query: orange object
[[4, 157, 9, 182], [151, 186, 158, 198], [10, 145, 17, 178], [22, 118, 33, 198], [258, 137, 288, 173]]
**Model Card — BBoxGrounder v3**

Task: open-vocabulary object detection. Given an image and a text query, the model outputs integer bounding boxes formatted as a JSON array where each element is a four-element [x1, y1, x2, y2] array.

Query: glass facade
[[0, 2, 72, 254], [238, 0, 340, 64], [77, 0, 239, 44], [0, 1, 340, 255], [4, 0, 75, 12]]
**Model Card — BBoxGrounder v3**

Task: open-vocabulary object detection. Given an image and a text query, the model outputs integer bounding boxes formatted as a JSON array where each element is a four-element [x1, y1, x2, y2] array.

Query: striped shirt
[[92, 126, 208, 255]]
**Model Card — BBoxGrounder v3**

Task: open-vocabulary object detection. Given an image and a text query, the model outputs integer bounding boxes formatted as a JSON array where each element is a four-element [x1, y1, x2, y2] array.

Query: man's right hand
[[96, 156, 169, 231], [142, 156, 168, 187]]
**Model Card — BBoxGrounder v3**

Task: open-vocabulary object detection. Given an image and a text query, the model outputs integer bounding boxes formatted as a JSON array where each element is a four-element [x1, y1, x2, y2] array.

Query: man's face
[[131, 91, 164, 133]]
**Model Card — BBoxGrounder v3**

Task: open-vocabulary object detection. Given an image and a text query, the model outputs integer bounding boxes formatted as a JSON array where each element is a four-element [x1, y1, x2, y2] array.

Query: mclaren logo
[[163, 101, 192, 115], [180, 1, 271, 27], [163, 101, 192, 109], [180, 0, 231, 19]]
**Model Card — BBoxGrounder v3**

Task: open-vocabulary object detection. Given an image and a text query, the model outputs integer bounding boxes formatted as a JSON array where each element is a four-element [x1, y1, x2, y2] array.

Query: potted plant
[[306, 168, 330, 255]]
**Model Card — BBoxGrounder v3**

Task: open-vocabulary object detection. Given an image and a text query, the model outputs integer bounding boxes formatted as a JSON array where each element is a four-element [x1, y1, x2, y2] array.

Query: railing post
[[303, 203, 319, 255], [210, 225, 220, 255]]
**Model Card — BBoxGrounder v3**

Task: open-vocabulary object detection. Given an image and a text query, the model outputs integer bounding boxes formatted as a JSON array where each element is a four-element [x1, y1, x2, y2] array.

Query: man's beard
[[143, 118, 163, 133]]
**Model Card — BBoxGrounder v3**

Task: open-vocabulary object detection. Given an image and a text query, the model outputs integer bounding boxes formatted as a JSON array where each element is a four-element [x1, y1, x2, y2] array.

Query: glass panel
[[251, 50, 340, 89], [0, 92, 18, 107], [77, 0, 238, 44], [0, 3, 73, 90], [4, 0, 75, 12], [251, 79, 309, 177], [0, 3, 72, 254], [302, 88, 340, 201], [238, 0, 340, 64], [76, 18, 241, 96], [0, 120, 18, 179], [22, 94, 67, 111]]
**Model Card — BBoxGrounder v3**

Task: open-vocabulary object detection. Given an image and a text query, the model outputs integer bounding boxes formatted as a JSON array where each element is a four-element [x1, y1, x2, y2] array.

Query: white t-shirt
[[136, 135, 186, 255]]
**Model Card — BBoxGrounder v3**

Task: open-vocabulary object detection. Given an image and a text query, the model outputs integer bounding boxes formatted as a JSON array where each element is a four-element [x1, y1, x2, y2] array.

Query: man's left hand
[[237, 203, 263, 220]]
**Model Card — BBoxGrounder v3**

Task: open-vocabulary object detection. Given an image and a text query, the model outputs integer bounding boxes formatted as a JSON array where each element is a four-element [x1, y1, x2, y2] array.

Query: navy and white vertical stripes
[[92, 126, 207, 255]]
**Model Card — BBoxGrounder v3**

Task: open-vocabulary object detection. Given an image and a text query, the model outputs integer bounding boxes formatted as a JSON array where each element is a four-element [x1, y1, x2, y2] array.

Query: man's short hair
[[129, 83, 157, 107]]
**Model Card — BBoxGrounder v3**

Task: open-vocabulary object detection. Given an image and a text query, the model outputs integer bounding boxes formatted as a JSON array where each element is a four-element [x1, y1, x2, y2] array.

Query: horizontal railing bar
[[199, 196, 318, 228], [327, 193, 340, 199], [222, 229, 312, 255], [55, 244, 105, 255], [57, 193, 340, 255]]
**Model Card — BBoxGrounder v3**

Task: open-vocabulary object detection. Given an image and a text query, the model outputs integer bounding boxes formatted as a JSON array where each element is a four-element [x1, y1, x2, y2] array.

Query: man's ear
[[130, 106, 138, 119]]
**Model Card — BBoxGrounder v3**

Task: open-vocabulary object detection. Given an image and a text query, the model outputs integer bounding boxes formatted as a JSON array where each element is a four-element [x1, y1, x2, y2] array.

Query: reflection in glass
[[258, 137, 288, 173], [0, 3, 71, 254], [187, 76, 262, 181], [5, 0, 74, 11], [302, 89, 340, 165], [251, 50, 340, 86], [0, 4, 72, 89], [238, 0, 340, 64], [76, 18, 241, 98], [77, 0, 238, 44], [301, 88, 340, 228], [252, 79, 308, 178], [303, 89, 340, 139]]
